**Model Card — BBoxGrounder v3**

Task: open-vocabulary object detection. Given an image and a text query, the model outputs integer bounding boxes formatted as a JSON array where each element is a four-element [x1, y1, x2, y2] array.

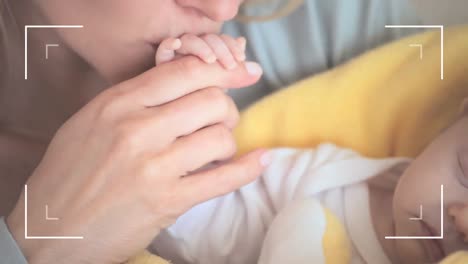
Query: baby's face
[[392, 115, 468, 263]]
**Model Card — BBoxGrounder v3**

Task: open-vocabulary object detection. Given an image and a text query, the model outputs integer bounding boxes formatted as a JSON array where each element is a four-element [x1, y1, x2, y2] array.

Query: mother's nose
[[176, 0, 241, 22]]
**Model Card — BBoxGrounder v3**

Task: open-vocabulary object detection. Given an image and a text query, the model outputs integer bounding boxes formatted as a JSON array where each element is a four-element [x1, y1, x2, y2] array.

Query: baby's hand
[[155, 34, 246, 69]]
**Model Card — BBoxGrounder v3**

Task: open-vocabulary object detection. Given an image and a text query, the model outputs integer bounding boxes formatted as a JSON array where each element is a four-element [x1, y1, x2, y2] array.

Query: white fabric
[[258, 182, 394, 264], [151, 144, 409, 264], [257, 199, 328, 264]]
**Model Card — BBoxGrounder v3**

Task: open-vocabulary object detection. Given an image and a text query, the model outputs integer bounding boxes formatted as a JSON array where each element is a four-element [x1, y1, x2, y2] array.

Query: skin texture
[[7, 56, 268, 264], [155, 34, 246, 68], [30, 0, 243, 83], [2, 1, 467, 263], [0, 0, 249, 215], [1, 1, 274, 264], [370, 110, 468, 263]]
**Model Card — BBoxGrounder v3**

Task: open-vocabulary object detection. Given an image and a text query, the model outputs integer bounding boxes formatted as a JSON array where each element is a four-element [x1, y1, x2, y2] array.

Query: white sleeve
[[258, 199, 328, 264], [0, 217, 29, 264], [149, 144, 407, 264]]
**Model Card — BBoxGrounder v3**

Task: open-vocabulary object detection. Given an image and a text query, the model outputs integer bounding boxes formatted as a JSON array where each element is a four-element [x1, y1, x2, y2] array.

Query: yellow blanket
[[235, 26, 468, 159], [127, 25, 468, 264]]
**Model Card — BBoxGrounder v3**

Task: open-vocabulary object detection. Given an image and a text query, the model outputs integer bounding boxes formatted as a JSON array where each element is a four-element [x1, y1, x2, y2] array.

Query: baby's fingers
[[155, 38, 182, 65], [220, 35, 246, 62], [178, 34, 217, 64], [202, 34, 239, 70]]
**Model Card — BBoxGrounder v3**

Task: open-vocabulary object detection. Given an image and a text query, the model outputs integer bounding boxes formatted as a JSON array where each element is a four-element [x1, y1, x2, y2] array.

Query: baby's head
[[391, 109, 468, 263]]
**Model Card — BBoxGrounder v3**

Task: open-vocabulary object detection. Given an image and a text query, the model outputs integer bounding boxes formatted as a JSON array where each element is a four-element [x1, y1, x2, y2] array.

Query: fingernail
[[260, 151, 272, 167], [206, 54, 216, 63], [237, 37, 246, 51], [237, 53, 246, 61], [227, 61, 237, 70], [173, 38, 182, 49], [245, 62, 262, 76]]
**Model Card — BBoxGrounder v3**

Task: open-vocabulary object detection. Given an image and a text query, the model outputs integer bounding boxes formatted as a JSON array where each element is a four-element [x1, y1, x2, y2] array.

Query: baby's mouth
[[420, 220, 445, 261]]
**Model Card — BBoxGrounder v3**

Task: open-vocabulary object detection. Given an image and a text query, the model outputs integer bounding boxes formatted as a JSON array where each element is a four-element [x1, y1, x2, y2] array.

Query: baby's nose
[[448, 203, 468, 241], [177, 0, 241, 22]]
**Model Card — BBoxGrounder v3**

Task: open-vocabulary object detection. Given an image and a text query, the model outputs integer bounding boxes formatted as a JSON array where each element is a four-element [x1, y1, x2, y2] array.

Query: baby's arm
[[155, 34, 246, 69]]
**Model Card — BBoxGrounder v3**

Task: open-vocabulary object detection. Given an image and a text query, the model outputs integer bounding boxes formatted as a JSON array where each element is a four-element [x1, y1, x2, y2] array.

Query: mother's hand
[[6, 56, 266, 264]]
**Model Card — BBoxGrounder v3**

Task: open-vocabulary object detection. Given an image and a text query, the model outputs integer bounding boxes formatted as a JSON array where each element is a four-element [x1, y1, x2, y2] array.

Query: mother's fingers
[[119, 56, 263, 108], [153, 124, 238, 179], [152, 86, 239, 136], [176, 149, 270, 209], [97, 86, 239, 155]]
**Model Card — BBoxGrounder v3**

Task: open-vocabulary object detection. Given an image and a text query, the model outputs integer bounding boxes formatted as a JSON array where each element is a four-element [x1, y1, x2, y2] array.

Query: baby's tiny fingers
[[178, 34, 216, 63], [155, 38, 181, 65], [202, 34, 237, 70], [236, 37, 246, 52], [220, 34, 246, 62]]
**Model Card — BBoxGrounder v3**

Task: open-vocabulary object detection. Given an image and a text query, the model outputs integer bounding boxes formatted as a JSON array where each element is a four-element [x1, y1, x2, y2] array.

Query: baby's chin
[[440, 224, 468, 258], [393, 210, 468, 263], [392, 223, 442, 263], [392, 238, 431, 263]]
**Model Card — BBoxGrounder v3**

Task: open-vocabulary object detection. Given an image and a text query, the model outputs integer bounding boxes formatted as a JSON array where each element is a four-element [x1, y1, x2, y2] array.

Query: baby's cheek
[[459, 149, 468, 176]]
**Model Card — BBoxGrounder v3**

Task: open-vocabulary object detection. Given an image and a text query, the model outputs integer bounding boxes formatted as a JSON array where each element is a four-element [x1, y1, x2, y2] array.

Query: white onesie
[[150, 143, 409, 264]]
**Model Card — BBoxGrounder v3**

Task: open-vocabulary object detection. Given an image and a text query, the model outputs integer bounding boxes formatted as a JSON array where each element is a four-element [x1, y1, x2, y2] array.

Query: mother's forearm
[[0, 130, 46, 215]]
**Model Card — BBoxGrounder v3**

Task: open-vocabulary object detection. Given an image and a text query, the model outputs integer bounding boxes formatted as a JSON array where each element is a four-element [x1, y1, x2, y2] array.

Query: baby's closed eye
[[457, 148, 468, 187]]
